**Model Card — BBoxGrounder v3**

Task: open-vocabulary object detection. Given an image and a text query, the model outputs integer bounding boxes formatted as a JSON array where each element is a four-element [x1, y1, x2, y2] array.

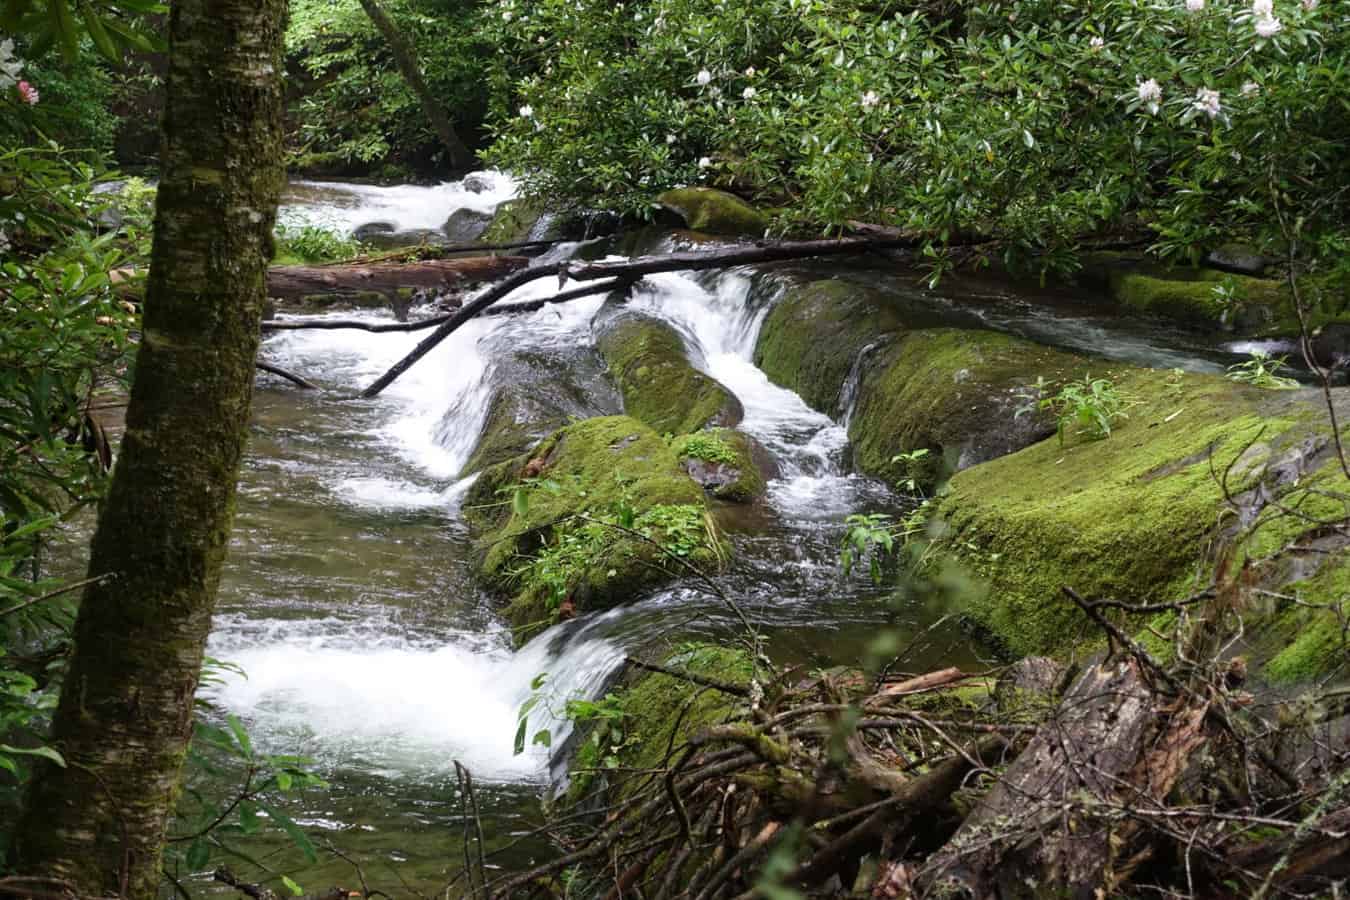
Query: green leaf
[[239, 800, 261, 835], [227, 714, 253, 758], [513, 716, 529, 756], [47, 0, 79, 62], [281, 876, 304, 897], [78, 2, 119, 62], [532, 728, 552, 748], [0, 743, 65, 767], [258, 803, 317, 862], [186, 838, 211, 870], [512, 487, 529, 516]]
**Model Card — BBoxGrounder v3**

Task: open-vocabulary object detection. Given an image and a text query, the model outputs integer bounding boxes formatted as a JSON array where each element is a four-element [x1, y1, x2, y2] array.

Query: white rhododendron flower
[[1137, 78, 1162, 114], [1194, 87, 1221, 118], [1255, 15, 1282, 36], [696, 69, 712, 86], [1252, 0, 1273, 16], [1089, 36, 1104, 49], [1186, 0, 1204, 11], [518, 104, 533, 118], [742, 86, 756, 99], [1242, 81, 1261, 96], [861, 90, 880, 109]]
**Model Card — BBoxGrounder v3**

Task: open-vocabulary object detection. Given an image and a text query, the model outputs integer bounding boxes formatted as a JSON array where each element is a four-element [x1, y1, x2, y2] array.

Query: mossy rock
[[671, 428, 768, 503], [848, 329, 1082, 489], [655, 187, 769, 237], [480, 197, 548, 244], [567, 643, 752, 805], [753, 278, 905, 416], [469, 416, 725, 643], [934, 368, 1340, 668], [596, 313, 743, 435], [1261, 555, 1350, 683], [1109, 268, 1287, 329]]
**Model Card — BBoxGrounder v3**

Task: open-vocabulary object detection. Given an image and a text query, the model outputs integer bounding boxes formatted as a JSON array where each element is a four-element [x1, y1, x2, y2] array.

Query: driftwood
[[361, 235, 942, 397], [265, 255, 527, 302]]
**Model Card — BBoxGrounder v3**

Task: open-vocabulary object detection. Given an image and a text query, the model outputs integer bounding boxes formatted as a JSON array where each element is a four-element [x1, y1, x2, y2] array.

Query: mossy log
[[265, 255, 527, 301]]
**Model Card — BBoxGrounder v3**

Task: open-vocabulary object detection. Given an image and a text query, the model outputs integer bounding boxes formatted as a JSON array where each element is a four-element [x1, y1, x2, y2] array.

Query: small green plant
[[671, 431, 739, 466], [889, 448, 932, 496], [839, 506, 930, 583], [1018, 374, 1132, 445], [1226, 351, 1301, 390], [273, 222, 365, 264]]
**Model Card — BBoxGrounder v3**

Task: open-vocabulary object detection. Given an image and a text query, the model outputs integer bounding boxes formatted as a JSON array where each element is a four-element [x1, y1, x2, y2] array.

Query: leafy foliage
[[671, 430, 739, 465], [1226, 350, 1301, 390], [273, 221, 367, 264], [1018, 374, 1133, 444], [483, 0, 1348, 276], [286, 0, 491, 172]]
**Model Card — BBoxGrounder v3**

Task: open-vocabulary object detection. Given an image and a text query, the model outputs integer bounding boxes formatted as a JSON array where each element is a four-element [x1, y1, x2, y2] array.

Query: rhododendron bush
[[483, 0, 1348, 276]]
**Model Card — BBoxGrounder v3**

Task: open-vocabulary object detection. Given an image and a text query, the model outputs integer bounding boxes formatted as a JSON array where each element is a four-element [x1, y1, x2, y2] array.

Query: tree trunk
[[357, 0, 473, 170], [13, 0, 287, 895]]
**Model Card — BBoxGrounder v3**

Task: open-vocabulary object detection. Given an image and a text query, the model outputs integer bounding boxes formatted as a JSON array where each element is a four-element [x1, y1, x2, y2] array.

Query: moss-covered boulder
[[596, 313, 743, 435], [1108, 268, 1287, 329], [466, 416, 726, 643], [934, 368, 1345, 680], [655, 187, 769, 237], [670, 428, 768, 503], [460, 346, 621, 477], [566, 643, 752, 805], [848, 329, 1084, 488], [753, 279, 905, 417]]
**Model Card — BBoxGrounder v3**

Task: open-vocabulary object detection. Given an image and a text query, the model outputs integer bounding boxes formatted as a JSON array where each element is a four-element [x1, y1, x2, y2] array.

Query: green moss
[[1261, 555, 1350, 683], [471, 416, 723, 643], [671, 428, 767, 503], [480, 198, 547, 244], [934, 368, 1320, 657], [754, 279, 904, 416], [597, 315, 741, 435], [617, 644, 753, 777], [1108, 268, 1291, 329], [655, 187, 769, 237], [848, 329, 1085, 488]]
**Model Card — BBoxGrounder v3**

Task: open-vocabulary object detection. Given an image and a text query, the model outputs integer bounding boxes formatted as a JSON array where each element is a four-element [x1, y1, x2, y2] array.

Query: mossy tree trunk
[[12, 0, 287, 895], [357, 0, 473, 171]]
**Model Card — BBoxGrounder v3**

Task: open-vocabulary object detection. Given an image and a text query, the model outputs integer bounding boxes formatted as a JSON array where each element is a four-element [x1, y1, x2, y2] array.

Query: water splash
[[279, 171, 518, 235]]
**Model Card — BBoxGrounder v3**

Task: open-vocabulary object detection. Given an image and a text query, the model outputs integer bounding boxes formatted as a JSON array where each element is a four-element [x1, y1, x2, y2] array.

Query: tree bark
[[356, 0, 473, 170], [13, 0, 287, 895], [265, 255, 526, 302]]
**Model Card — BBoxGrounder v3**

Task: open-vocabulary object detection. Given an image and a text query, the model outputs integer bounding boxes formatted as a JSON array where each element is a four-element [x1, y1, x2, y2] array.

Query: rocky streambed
[[188, 176, 1346, 892]]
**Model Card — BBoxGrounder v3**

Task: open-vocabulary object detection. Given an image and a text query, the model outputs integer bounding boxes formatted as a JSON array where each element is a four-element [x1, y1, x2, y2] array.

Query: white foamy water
[[279, 171, 518, 235], [207, 615, 625, 782], [628, 270, 875, 519]]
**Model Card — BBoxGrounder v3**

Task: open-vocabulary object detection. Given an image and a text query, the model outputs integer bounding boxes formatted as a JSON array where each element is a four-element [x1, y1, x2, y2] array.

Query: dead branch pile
[[475, 599, 1348, 900]]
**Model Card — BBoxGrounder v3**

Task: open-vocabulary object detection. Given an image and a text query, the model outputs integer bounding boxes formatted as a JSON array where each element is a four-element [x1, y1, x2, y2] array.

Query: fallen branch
[[362, 235, 942, 397], [259, 278, 632, 334], [254, 361, 319, 390]]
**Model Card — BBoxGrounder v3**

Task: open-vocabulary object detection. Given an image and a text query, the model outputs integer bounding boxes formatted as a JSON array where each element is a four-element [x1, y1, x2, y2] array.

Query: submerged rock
[[460, 344, 621, 477], [655, 187, 769, 237], [465, 416, 726, 644], [595, 312, 743, 436]]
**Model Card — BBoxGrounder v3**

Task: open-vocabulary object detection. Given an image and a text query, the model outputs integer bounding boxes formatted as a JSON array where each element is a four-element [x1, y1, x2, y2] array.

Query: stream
[[140, 175, 1263, 893]]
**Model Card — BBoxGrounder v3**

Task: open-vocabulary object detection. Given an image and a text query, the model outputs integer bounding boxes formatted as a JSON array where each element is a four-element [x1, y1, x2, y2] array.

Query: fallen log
[[361, 234, 960, 398], [916, 655, 1213, 899], [109, 255, 528, 303], [265, 255, 528, 302]]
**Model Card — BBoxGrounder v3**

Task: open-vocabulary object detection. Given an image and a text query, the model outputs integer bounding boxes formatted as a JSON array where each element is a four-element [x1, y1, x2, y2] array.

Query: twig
[[625, 657, 750, 698], [0, 572, 116, 619], [254, 361, 319, 390]]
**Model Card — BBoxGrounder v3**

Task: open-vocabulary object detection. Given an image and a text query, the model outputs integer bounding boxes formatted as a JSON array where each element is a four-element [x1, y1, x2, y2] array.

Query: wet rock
[[848, 329, 1080, 489], [460, 342, 621, 477], [1312, 322, 1350, 370], [353, 221, 398, 243], [656, 187, 769, 237], [596, 312, 743, 435], [461, 173, 495, 194], [1205, 243, 1268, 277], [442, 207, 493, 242], [753, 278, 904, 417], [359, 227, 450, 250], [481, 198, 547, 244]]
